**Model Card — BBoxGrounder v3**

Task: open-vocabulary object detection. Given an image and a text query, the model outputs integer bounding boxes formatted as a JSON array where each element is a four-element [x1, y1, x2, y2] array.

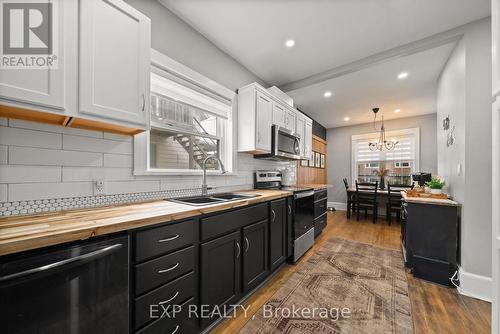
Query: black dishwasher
[[0, 234, 129, 334]]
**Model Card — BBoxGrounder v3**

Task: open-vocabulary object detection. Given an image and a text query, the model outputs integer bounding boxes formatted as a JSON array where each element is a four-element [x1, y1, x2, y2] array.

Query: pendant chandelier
[[368, 107, 398, 151]]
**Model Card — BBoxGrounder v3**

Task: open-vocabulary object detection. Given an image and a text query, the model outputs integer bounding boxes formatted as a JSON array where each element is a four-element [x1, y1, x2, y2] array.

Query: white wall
[[327, 113, 438, 205], [437, 18, 492, 282]]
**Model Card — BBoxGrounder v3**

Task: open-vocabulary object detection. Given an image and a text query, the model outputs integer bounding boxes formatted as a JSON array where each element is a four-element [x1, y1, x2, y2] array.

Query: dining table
[[345, 187, 402, 218]]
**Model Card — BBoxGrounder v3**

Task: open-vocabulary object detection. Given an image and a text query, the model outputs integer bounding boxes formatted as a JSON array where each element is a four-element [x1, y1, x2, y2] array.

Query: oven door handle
[[0, 243, 123, 282], [294, 190, 315, 199]]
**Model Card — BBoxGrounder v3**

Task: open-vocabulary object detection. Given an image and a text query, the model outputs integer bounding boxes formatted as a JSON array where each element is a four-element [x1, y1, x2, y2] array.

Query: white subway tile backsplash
[[103, 132, 133, 142], [0, 119, 295, 216], [0, 184, 6, 202], [9, 147, 103, 166], [0, 145, 7, 164], [0, 165, 61, 183], [62, 167, 133, 182], [103, 153, 132, 168], [107, 180, 160, 194], [9, 182, 94, 201], [63, 135, 132, 154], [0, 127, 62, 149]]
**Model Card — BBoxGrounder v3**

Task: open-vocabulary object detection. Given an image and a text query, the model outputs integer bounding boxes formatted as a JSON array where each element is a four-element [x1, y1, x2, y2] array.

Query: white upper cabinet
[[272, 102, 286, 128], [296, 115, 306, 157], [0, 0, 77, 112], [255, 91, 273, 152], [79, 0, 150, 127], [237, 82, 313, 156], [305, 120, 313, 160], [285, 108, 296, 132]]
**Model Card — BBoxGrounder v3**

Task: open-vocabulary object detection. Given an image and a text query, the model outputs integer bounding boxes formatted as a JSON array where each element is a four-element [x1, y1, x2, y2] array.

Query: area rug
[[239, 237, 414, 334]]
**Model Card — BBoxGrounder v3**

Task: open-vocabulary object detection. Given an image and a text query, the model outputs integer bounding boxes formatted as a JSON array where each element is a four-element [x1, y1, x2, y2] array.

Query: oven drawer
[[136, 297, 198, 334], [135, 246, 195, 295], [135, 271, 195, 329], [314, 198, 327, 218], [135, 219, 195, 262], [314, 189, 327, 201]]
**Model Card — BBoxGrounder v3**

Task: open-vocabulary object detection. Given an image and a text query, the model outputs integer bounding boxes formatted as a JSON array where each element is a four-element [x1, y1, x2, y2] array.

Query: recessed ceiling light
[[397, 72, 409, 80], [344, 117, 350, 121], [323, 91, 332, 98], [394, 109, 401, 113], [285, 39, 295, 48]]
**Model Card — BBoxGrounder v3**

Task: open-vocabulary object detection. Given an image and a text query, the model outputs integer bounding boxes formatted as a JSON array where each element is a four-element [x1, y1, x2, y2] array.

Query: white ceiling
[[159, 0, 489, 129], [287, 42, 457, 128], [159, 0, 489, 86]]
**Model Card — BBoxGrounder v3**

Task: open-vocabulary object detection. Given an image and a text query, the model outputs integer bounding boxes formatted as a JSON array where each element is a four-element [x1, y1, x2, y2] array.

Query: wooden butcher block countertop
[[296, 184, 331, 190], [0, 189, 291, 257]]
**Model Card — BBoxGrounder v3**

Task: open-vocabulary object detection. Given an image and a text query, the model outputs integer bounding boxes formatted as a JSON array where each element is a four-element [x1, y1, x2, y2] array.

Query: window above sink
[[134, 49, 236, 176]]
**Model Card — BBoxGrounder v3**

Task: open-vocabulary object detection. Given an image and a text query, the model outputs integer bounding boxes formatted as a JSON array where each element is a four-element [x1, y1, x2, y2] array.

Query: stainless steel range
[[254, 170, 315, 262]]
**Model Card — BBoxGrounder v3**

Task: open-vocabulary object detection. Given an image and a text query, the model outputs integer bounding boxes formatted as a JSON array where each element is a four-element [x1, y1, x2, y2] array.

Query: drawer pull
[[158, 291, 179, 305], [158, 263, 179, 273], [271, 209, 276, 222], [158, 235, 180, 243], [171, 325, 179, 334]]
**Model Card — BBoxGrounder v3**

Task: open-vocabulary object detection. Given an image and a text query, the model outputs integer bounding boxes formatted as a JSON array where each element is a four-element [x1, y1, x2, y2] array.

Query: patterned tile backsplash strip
[[0, 185, 245, 217]]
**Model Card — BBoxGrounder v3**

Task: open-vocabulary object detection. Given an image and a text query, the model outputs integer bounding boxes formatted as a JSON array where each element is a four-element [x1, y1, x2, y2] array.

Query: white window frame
[[134, 49, 236, 176], [351, 127, 420, 185]]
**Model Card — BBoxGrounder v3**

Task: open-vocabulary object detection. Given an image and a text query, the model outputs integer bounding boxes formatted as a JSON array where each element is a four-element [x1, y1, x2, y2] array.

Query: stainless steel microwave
[[254, 125, 301, 161]]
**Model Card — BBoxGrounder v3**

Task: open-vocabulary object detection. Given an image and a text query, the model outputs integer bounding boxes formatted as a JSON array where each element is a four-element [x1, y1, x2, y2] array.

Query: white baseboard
[[328, 201, 347, 211], [458, 267, 492, 302]]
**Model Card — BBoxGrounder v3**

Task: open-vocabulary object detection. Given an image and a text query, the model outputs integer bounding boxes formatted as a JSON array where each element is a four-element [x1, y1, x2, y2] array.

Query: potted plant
[[373, 163, 389, 190], [425, 177, 446, 194]]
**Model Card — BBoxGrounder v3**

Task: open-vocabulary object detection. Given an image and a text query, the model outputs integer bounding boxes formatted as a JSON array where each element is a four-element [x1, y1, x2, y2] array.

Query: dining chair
[[386, 183, 414, 225], [355, 181, 379, 224], [343, 178, 355, 218]]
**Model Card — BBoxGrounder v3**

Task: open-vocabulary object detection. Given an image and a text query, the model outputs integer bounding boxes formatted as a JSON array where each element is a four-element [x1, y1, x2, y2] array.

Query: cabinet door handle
[[170, 325, 179, 334], [158, 262, 179, 273], [236, 242, 241, 259], [141, 93, 145, 111], [244, 237, 250, 253], [271, 209, 276, 222], [288, 205, 292, 215], [257, 132, 261, 143], [158, 291, 179, 305], [158, 235, 179, 243]]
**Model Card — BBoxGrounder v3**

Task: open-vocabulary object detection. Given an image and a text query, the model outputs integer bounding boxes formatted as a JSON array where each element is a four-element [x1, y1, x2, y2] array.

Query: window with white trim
[[352, 128, 419, 185], [134, 50, 234, 175]]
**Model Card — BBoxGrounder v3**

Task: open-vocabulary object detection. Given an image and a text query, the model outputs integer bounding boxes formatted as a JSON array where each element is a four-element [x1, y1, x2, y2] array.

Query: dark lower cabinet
[[269, 199, 287, 271], [200, 230, 241, 328], [242, 220, 269, 292]]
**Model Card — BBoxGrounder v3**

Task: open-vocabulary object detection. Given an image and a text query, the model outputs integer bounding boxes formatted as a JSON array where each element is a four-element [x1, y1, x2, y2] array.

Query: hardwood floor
[[212, 211, 491, 334]]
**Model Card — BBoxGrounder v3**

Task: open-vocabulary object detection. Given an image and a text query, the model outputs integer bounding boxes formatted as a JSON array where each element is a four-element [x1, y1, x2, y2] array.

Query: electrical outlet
[[94, 179, 106, 195]]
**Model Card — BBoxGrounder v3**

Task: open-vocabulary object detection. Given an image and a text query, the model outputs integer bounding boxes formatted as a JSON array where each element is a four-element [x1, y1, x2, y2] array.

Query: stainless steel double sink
[[168, 192, 260, 206]]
